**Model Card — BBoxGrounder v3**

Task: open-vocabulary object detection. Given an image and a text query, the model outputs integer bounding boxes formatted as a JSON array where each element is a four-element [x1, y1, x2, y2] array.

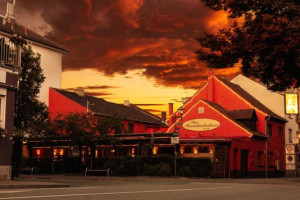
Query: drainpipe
[[265, 115, 271, 178]]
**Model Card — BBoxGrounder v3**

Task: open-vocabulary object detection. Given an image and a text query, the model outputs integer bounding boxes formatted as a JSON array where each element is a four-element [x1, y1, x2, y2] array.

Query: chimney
[[161, 111, 166, 122], [168, 103, 174, 125], [124, 100, 130, 106], [168, 103, 173, 116], [75, 88, 85, 97], [6, 1, 15, 23]]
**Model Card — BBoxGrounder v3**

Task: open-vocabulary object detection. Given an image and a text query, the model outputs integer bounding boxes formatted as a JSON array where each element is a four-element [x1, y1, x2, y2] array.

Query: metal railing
[[0, 36, 21, 69]]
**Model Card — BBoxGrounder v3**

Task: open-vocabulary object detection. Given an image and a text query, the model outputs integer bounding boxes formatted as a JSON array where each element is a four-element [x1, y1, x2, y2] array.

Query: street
[[0, 177, 300, 200]]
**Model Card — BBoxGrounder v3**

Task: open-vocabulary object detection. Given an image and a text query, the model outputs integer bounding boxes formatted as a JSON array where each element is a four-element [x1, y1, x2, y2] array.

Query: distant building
[[167, 72, 287, 177], [231, 74, 300, 144]]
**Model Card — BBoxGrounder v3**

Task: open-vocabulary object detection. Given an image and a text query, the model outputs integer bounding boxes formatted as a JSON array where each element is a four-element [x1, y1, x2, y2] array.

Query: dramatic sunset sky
[[1, 0, 241, 115]]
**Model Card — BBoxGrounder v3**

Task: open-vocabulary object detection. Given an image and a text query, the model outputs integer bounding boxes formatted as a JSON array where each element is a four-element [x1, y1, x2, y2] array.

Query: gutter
[[265, 115, 271, 178]]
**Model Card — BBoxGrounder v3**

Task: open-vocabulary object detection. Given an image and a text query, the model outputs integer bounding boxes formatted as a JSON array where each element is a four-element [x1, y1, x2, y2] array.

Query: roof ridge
[[130, 104, 163, 121], [216, 76, 287, 122], [0, 18, 69, 53]]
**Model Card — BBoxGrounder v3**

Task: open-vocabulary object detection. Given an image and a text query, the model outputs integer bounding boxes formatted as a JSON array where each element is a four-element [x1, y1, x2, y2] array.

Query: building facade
[[231, 74, 300, 144], [0, 8, 69, 106], [0, 33, 19, 180], [167, 72, 287, 177]]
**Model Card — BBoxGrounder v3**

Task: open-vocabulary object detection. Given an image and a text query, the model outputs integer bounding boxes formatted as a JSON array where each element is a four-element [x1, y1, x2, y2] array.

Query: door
[[241, 150, 249, 177], [214, 144, 230, 178]]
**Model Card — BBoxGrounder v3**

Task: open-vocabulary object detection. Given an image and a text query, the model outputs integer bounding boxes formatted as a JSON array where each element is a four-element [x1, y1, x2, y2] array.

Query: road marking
[[0, 190, 28, 194], [0, 186, 232, 199]]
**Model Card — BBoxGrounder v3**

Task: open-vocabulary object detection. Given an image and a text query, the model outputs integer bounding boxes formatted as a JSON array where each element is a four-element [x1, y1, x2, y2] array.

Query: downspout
[[265, 115, 271, 178]]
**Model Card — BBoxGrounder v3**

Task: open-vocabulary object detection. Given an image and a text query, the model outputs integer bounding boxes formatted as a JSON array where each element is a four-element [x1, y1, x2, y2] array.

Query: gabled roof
[[202, 100, 267, 138], [52, 88, 166, 125], [227, 109, 257, 121], [0, 17, 69, 53], [218, 77, 287, 122]]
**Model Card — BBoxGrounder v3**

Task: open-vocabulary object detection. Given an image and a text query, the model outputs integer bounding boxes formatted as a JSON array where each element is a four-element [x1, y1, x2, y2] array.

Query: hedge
[[22, 156, 211, 177]]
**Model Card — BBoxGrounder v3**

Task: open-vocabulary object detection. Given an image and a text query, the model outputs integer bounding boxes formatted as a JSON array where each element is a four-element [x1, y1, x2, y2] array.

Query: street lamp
[[172, 106, 185, 176]]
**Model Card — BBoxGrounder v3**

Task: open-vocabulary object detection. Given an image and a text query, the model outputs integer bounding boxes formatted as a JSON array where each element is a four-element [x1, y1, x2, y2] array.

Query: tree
[[11, 41, 48, 178], [14, 45, 48, 136], [48, 112, 127, 170], [196, 0, 299, 91]]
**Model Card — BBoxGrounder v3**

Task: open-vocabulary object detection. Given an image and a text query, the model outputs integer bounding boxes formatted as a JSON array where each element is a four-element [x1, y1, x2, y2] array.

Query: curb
[[0, 184, 71, 189]]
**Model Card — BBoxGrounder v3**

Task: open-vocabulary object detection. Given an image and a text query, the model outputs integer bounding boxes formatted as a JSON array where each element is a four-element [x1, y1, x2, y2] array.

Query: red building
[[49, 88, 167, 134], [167, 72, 287, 177], [25, 88, 167, 159]]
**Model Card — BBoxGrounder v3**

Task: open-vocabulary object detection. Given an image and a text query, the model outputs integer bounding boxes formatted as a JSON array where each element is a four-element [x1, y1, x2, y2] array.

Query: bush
[[22, 156, 211, 177], [143, 163, 172, 176], [178, 166, 194, 177]]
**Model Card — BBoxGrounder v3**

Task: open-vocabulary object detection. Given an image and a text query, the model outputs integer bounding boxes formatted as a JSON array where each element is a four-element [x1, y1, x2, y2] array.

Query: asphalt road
[[0, 177, 300, 200]]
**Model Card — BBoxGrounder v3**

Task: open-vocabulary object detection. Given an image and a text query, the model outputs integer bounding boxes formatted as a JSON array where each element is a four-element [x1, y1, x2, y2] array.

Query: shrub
[[178, 166, 194, 177]]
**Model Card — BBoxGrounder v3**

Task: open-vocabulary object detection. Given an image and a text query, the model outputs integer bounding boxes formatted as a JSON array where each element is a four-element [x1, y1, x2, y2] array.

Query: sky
[[1, 0, 241, 116]]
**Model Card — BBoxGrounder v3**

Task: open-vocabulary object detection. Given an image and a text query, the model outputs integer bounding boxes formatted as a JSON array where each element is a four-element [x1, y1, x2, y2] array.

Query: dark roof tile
[[0, 17, 69, 53], [227, 109, 257, 120], [53, 88, 166, 125], [218, 78, 287, 122]]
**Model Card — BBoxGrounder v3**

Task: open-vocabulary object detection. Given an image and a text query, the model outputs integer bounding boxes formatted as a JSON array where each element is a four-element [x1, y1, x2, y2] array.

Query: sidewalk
[[0, 177, 71, 189]]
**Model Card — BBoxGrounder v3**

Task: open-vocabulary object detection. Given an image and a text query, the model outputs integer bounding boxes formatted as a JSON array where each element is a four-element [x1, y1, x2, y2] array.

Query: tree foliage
[[196, 0, 300, 91], [47, 112, 127, 147], [14, 45, 48, 135]]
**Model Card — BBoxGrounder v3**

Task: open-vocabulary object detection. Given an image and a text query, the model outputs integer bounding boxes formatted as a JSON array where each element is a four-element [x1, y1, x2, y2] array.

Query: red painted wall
[[49, 88, 87, 118], [167, 75, 285, 174], [49, 88, 166, 134]]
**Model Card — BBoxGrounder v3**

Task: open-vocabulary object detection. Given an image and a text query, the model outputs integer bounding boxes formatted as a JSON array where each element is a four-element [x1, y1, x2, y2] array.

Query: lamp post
[[172, 106, 184, 176]]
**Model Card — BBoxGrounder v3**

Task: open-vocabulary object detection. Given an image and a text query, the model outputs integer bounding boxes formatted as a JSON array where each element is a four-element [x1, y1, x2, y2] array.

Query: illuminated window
[[193, 146, 198, 154], [152, 146, 158, 155]]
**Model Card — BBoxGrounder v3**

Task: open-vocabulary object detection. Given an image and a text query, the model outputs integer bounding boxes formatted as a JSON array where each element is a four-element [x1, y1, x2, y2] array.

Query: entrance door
[[214, 144, 230, 178], [232, 149, 238, 178], [241, 150, 249, 177]]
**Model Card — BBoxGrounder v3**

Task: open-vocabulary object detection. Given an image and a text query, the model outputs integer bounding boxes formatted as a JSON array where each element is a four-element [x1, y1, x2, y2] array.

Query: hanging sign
[[285, 93, 299, 114], [183, 119, 220, 131]]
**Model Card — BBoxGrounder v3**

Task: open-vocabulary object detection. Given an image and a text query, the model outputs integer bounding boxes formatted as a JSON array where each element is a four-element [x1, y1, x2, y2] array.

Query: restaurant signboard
[[183, 119, 220, 131]]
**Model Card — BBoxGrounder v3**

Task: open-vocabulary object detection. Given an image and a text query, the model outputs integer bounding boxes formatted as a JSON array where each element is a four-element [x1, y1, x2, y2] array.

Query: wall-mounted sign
[[286, 144, 295, 154], [286, 164, 295, 170], [286, 155, 295, 164], [183, 119, 220, 131], [285, 93, 299, 114]]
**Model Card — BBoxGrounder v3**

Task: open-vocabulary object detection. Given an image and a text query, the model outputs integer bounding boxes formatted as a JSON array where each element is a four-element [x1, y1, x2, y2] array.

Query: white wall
[[231, 74, 299, 144], [31, 44, 62, 106]]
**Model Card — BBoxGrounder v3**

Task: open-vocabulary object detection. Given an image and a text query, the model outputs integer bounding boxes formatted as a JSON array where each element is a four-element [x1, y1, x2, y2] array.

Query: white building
[[0, 1, 69, 105], [231, 74, 300, 144]]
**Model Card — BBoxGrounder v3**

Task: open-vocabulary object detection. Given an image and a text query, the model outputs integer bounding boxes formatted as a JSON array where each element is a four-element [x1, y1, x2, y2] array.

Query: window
[[257, 151, 263, 166], [268, 124, 272, 136], [268, 152, 273, 166], [278, 127, 282, 139], [0, 95, 5, 128], [289, 129, 292, 143], [128, 122, 134, 133]]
